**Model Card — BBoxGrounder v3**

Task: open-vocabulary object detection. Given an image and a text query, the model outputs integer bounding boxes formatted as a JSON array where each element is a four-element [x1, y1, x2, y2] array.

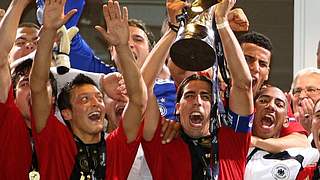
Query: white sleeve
[[50, 67, 103, 95]]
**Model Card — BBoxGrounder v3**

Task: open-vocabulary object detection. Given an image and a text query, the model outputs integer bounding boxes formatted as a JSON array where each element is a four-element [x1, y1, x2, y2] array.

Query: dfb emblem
[[272, 164, 290, 179]]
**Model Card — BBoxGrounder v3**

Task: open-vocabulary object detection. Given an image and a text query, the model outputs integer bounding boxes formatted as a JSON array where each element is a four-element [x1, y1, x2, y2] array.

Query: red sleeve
[[32, 112, 76, 180], [0, 86, 16, 126], [280, 121, 308, 137], [218, 127, 251, 180], [0, 85, 32, 179], [106, 118, 142, 179], [296, 165, 317, 180]]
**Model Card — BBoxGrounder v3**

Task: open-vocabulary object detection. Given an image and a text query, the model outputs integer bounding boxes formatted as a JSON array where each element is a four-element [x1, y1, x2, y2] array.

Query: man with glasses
[[291, 67, 320, 134]]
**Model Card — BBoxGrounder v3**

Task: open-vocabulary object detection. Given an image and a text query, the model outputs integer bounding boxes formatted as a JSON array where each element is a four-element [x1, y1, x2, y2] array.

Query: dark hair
[[12, 59, 33, 97], [176, 74, 213, 102], [57, 74, 99, 112], [238, 31, 273, 52], [254, 85, 286, 103], [11, 59, 57, 100], [128, 18, 156, 49], [18, 22, 40, 30]]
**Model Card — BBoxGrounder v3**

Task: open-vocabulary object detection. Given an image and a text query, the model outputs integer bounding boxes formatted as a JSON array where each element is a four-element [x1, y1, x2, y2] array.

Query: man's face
[[253, 87, 288, 139], [176, 80, 212, 138], [111, 26, 150, 70], [241, 43, 271, 96], [14, 69, 54, 128], [9, 27, 39, 63], [104, 95, 128, 128], [292, 73, 320, 105], [15, 74, 31, 124], [68, 84, 106, 136]]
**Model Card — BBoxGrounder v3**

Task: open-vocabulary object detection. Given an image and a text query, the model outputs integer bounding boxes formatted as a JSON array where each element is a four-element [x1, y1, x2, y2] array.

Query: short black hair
[[128, 18, 156, 49], [11, 59, 57, 99], [176, 74, 213, 102], [238, 31, 273, 52], [57, 74, 99, 112]]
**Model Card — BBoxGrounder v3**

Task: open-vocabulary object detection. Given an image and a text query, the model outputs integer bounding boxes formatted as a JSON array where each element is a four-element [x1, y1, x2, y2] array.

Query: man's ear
[[264, 67, 270, 81], [61, 109, 72, 121], [175, 103, 180, 115], [283, 116, 289, 128]]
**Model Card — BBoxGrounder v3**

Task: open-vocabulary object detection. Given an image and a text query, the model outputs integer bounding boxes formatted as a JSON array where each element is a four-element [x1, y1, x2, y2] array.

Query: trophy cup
[[170, 0, 219, 71]]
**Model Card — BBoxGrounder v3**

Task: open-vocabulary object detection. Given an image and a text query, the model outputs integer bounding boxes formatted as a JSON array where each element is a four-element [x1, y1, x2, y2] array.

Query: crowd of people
[[0, 0, 320, 179]]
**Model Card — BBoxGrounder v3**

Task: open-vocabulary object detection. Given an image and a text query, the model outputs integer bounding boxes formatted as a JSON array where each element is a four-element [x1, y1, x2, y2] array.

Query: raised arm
[[96, 1, 147, 143], [0, 0, 31, 103], [251, 133, 310, 153], [141, 0, 186, 141], [215, 0, 253, 115], [30, 0, 76, 133]]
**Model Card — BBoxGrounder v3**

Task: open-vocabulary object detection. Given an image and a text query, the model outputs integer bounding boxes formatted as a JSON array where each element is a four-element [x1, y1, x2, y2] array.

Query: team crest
[[272, 164, 290, 179], [158, 103, 167, 117]]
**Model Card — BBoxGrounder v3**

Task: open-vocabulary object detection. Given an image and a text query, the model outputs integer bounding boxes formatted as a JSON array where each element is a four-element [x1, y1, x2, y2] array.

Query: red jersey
[[32, 112, 141, 180], [0, 87, 32, 180], [280, 121, 308, 137], [142, 112, 252, 180]]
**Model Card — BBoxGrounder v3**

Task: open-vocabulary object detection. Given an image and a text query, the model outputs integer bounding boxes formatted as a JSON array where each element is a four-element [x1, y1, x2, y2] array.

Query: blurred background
[[1, 0, 319, 91]]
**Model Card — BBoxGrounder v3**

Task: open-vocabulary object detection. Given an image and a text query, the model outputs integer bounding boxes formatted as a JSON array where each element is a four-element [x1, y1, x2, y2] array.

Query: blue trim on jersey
[[228, 110, 253, 133], [154, 78, 177, 120]]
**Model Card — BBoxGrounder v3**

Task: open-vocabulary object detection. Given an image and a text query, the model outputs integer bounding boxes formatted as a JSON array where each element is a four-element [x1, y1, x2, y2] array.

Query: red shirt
[[280, 121, 308, 137], [142, 116, 251, 180], [32, 112, 141, 180], [0, 87, 32, 180], [279, 103, 308, 137]]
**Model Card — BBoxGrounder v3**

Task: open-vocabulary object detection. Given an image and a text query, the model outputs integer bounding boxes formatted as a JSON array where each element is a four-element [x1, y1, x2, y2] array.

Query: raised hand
[[101, 72, 127, 102], [215, 0, 237, 23], [295, 98, 314, 133], [228, 8, 249, 32], [42, 0, 77, 30], [95, 1, 129, 47], [166, 0, 189, 24], [160, 118, 181, 144]]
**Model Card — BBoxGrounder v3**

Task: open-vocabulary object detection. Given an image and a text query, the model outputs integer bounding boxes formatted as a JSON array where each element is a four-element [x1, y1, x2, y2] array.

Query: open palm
[[96, 1, 129, 47], [42, 0, 76, 30]]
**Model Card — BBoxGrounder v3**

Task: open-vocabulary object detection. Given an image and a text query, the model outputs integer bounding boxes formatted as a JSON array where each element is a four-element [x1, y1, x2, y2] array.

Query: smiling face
[[253, 87, 288, 139], [176, 80, 212, 138], [241, 43, 271, 97], [65, 84, 106, 141]]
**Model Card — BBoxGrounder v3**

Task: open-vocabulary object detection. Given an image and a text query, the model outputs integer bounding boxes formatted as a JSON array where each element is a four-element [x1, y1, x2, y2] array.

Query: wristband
[[168, 22, 179, 33], [216, 21, 229, 30]]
